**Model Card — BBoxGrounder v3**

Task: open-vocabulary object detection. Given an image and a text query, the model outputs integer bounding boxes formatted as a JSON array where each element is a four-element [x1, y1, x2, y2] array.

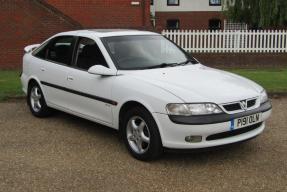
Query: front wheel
[[122, 107, 163, 161]]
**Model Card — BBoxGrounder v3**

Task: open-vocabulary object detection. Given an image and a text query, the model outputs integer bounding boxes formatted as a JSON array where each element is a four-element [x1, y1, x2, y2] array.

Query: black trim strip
[[169, 101, 272, 125], [40, 81, 117, 106], [206, 123, 262, 141]]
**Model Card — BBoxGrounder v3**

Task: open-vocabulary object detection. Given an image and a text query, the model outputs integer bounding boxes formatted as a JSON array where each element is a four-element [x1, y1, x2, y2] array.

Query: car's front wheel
[[122, 106, 163, 161], [27, 82, 53, 117]]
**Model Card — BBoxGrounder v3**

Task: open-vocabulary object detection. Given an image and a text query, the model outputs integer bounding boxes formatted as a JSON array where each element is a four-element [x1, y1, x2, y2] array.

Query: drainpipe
[[142, 0, 146, 28]]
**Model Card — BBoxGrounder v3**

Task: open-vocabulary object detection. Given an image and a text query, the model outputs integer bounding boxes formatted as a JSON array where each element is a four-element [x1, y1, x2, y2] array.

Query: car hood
[[120, 64, 263, 104]]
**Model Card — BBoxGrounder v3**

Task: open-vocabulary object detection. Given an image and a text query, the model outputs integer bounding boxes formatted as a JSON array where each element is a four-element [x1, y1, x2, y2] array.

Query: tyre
[[27, 82, 53, 117], [122, 106, 163, 161]]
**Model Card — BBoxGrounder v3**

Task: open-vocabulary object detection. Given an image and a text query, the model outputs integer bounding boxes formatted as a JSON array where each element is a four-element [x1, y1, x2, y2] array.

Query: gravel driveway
[[0, 98, 286, 192]]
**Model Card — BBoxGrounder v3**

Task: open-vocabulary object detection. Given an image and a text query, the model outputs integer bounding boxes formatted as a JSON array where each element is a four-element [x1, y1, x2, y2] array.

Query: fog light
[[185, 136, 202, 143]]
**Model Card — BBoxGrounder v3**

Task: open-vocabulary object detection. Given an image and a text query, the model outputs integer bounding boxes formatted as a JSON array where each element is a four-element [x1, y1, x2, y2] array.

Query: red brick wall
[[0, 0, 79, 69], [155, 11, 225, 31], [0, 0, 151, 69], [45, 0, 151, 29]]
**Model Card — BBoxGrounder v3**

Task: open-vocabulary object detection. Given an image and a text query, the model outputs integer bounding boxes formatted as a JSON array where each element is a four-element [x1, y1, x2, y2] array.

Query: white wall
[[151, 4, 155, 16], [154, 0, 222, 12]]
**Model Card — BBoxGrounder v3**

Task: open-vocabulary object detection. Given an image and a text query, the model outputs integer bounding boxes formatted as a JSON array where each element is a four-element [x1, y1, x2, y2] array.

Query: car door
[[32, 35, 77, 109], [63, 37, 115, 125]]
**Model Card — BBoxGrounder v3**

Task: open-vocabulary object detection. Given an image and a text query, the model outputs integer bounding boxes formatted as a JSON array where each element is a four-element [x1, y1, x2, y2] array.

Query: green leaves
[[225, 0, 287, 28]]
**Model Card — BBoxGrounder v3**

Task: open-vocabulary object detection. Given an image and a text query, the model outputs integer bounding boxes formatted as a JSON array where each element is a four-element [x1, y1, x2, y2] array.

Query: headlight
[[166, 103, 223, 116], [260, 89, 268, 104]]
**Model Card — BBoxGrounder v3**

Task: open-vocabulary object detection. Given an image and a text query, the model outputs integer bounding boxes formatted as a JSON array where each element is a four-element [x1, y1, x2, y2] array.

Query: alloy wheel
[[126, 116, 150, 154], [30, 86, 42, 112]]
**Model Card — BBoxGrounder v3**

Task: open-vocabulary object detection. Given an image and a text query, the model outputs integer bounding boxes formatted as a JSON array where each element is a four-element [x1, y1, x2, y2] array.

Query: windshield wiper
[[141, 58, 198, 70], [177, 60, 190, 66], [145, 62, 179, 69], [177, 58, 199, 66]]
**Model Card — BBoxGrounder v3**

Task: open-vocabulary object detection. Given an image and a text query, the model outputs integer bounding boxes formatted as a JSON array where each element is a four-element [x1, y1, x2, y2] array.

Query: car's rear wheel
[[27, 82, 53, 117], [122, 106, 163, 161]]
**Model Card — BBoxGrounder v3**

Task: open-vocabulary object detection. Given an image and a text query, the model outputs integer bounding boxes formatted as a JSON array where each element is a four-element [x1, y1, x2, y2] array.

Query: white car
[[21, 29, 272, 161]]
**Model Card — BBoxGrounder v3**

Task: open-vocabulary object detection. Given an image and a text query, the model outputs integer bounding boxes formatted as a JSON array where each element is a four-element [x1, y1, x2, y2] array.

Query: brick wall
[[155, 11, 225, 31], [0, 0, 79, 69], [45, 0, 151, 29], [0, 0, 151, 69]]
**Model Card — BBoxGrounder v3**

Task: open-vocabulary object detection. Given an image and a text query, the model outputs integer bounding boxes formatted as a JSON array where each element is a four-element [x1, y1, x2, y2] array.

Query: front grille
[[206, 123, 262, 141], [247, 99, 256, 108], [223, 103, 241, 111], [222, 98, 258, 112]]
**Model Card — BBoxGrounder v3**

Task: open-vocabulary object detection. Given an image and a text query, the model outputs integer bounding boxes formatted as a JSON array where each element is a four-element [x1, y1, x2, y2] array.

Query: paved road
[[0, 99, 286, 192]]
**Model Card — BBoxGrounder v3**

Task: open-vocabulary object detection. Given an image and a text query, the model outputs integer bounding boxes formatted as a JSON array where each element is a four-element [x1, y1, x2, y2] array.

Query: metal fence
[[162, 30, 287, 53]]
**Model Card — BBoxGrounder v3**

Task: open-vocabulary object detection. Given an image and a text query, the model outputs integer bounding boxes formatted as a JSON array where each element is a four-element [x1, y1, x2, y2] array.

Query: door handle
[[40, 67, 46, 72], [67, 76, 74, 81]]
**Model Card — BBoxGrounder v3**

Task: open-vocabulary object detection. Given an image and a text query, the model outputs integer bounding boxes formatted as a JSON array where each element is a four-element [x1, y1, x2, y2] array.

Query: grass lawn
[[0, 70, 23, 101], [228, 68, 287, 93], [0, 69, 287, 101]]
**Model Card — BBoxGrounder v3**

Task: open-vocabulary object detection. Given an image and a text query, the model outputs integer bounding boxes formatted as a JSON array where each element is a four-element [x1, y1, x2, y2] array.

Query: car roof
[[57, 29, 159, 38]]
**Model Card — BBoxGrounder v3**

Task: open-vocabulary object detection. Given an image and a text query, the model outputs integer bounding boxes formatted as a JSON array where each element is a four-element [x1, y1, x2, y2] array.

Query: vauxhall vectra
[[21, 30, 272, 161]]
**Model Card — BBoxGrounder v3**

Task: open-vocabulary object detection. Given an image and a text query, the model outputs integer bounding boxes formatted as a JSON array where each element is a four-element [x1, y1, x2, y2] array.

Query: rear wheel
[[122, 106, 163, 161], [27, 82, 53, 117]]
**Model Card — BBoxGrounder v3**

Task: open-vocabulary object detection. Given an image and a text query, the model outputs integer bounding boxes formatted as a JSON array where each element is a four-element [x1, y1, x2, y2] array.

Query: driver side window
[[75, 37, 108, 70]]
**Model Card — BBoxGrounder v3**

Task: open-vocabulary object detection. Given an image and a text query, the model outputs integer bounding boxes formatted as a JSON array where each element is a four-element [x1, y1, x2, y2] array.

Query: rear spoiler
[[24, 44, 40, 54]]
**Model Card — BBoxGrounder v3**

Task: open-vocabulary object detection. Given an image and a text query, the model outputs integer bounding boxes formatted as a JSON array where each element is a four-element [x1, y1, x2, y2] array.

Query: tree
[[224, 0, 287, 29]]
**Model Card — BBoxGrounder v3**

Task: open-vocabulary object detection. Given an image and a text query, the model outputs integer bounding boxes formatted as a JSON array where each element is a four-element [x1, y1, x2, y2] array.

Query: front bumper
[[153, 102, 272, 149]]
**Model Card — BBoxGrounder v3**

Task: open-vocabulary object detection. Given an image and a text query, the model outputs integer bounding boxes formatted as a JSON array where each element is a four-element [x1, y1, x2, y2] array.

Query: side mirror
[[88, 65, 117, 76]]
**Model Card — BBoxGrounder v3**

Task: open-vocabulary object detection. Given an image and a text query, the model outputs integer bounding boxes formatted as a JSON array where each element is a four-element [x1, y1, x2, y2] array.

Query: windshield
[[102, 35, 198, 70]]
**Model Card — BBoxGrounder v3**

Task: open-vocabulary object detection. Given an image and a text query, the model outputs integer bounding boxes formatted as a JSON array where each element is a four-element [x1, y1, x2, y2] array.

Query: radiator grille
[[222, 98, 257, 112]]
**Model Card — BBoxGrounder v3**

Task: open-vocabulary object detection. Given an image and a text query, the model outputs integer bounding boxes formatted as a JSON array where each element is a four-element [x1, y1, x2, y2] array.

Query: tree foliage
[[224, 0, 287, 28]]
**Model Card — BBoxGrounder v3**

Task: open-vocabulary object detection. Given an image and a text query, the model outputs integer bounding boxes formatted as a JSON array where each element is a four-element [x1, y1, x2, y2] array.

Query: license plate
[[230, 113, 262, 130]]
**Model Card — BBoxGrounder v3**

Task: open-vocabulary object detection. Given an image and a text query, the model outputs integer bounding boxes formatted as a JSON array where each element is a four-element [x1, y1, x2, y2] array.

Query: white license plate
[[230, 113, 262, 130]]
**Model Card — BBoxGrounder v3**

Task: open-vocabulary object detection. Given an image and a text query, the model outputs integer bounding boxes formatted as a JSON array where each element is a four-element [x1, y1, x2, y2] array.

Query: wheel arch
[[27, 76, 42, 88], [118, 100, 164, 141], [26, 76, 46, 98], [119, 101, 149, 130], [28, 78, 39, 89]]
